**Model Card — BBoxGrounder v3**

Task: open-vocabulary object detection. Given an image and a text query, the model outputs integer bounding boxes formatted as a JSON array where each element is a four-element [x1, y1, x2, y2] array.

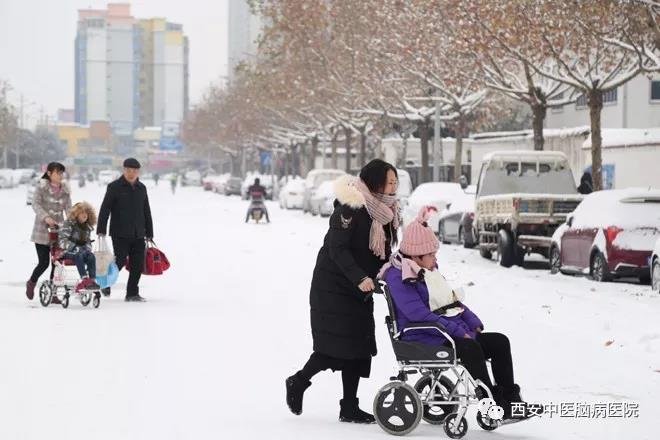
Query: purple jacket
[[383, 266, 483, 346]]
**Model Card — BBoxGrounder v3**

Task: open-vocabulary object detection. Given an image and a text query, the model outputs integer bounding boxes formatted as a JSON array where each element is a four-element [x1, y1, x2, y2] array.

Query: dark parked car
[[224, 177, 243, 196], [438, 193, 477, 248], [549, 188, 660, 283]]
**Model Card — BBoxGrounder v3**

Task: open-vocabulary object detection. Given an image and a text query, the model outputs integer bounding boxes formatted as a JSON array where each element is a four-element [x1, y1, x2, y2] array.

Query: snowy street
[[0, 182, 658, 440]]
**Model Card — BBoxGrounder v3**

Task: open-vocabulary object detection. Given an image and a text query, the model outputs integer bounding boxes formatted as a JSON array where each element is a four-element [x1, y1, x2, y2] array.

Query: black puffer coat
[[309, 176, 395, 368]]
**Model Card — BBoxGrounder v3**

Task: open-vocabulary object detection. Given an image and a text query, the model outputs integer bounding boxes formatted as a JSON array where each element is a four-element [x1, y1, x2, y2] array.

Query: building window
[[550, 92, 565, 112], [651, 80, 660, 101], [603, 88, 617, 104], [575, 89, 617, 108]]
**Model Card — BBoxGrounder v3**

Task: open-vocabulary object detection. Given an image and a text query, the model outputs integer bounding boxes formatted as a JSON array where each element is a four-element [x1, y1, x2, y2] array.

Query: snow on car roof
[[573, 188, 660, 229]]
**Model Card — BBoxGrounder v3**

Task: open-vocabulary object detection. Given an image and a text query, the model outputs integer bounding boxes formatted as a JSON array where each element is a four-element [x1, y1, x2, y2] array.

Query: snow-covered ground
[[0, 182, 658, 440]]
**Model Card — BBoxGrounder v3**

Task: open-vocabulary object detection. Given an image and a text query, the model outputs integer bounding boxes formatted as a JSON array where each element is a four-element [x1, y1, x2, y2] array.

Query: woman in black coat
[[286, 159, 400, 423]]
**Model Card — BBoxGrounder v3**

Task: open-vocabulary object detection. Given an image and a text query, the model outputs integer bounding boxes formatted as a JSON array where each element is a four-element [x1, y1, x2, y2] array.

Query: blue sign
[[584, 164, 615, 189], [160, 137, 184, 152], [260, 151, 272, 168]]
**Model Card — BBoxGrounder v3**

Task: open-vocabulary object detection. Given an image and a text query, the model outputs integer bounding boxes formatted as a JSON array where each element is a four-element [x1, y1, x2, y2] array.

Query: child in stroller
[[378, 206, 529, 423], [57, 202, 100, 292]]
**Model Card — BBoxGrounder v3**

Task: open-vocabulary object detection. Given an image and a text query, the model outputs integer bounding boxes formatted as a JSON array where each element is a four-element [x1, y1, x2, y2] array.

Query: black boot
[[101, 287, 111, 297], [285, 372, 311, 415], [503, 384, 531, 420], [339, 398, 376, 424]]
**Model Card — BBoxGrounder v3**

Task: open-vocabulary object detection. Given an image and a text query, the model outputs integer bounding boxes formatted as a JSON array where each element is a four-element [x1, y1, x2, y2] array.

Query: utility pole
[[16, 94, 24, 169], [433, 100, 442, 181]]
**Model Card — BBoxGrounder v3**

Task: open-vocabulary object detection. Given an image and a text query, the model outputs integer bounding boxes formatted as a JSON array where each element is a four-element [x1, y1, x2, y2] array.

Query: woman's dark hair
[[42, 162, 66, 180], [359, 159, 398, 194], [360, 159, 399, 246]]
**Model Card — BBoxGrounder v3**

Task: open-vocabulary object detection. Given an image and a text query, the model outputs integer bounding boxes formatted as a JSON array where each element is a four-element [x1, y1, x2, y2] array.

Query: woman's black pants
[[30, 243, 54, 283], [298, 352, 367, 400], [451, 332, 514, 392]]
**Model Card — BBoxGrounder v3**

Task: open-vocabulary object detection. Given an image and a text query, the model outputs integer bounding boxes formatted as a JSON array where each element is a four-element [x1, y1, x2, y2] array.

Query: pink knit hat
[[399, 206, 440, 256]]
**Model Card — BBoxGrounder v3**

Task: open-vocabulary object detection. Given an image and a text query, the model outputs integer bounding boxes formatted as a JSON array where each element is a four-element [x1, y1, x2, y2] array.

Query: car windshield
[[479, 159, 577, 196]]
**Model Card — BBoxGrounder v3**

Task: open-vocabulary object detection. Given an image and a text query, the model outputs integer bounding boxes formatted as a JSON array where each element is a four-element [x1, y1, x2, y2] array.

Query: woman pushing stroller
[[378, 206, 530, 421]]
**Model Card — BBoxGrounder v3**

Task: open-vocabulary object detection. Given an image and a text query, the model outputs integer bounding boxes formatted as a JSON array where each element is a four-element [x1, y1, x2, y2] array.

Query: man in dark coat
[[97, 158, 153, 302], [577, 171, 593, 195]]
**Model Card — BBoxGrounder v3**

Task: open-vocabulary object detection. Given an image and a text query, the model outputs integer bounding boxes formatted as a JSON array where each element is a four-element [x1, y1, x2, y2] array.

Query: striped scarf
[[356, 178, 400, 260]]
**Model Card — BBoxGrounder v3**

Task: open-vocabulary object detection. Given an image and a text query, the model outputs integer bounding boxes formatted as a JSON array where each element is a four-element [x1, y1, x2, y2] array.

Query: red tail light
[[606, 226, 623, 243]]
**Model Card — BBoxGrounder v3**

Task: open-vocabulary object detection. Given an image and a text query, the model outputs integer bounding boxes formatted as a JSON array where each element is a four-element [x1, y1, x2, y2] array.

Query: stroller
[[372, 280, 502, 438], [37, 227, 101, 309]]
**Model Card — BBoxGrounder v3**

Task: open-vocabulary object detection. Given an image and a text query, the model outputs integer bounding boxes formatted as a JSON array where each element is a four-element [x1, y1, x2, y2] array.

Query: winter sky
[[0, 0, 229, 127]]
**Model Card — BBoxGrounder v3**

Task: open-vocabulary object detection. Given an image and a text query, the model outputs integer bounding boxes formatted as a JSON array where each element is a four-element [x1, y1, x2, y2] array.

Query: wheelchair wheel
[[373, 381, 422, 436], [476, 412, 499, 431], [414, 375, 458, 424], [61, 292, 70, 309], [443, 413, 468, 439], [38, 281, 53, 307], [80, 292, 91, 307], [92, 293, 100, 309]]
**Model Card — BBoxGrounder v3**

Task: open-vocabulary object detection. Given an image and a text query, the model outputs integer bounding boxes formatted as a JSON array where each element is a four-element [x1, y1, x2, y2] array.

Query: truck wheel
[[479, 246, 492, 259], [497, 229, 515, 268]]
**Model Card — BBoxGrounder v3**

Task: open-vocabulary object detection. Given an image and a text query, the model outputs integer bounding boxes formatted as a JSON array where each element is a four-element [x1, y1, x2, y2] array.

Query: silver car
[[302, 169, 345, 214]]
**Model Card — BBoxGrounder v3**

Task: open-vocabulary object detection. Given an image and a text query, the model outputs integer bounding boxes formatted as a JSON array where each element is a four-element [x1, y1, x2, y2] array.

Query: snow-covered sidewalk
[[0, 183, 657, 439]]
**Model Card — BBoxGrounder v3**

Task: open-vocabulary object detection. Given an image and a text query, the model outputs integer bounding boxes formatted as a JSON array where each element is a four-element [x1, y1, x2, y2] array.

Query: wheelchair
[[372, 280, 501, 438], [37, 227, 101, 309]]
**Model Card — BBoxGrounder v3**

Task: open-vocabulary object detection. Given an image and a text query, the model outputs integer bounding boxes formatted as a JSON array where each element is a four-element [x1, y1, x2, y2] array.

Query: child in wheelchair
[[57, 202, 99, 293], [378, 206, 528, 422]]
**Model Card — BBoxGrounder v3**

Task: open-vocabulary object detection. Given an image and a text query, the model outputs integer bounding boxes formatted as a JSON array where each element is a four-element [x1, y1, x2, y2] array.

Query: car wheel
[[549, 245, 561, 274], [438, 222, 449, 244], [652, 259, 660, 291], [479, 246, 492, 260], [590, 251, 611, 282]]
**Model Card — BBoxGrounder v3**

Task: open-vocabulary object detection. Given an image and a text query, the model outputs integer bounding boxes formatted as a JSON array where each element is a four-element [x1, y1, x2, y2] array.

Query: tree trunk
[[588, 89, 604, 191], [331, 131, 338, 169], [418, 120, 430, 183], [292, 143, 300, 177], [454, 117, 464, 183], [343, 126, 352, 173], [401, 134, 408, 169], [359, 126, 367, 167], [532, 103, 546, 151], [310, 136, 318, 172]]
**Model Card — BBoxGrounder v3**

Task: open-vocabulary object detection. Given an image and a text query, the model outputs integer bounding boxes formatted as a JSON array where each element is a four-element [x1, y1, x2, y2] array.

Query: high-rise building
[[74, 4, 189, 137], [227, 0, 263, 80]]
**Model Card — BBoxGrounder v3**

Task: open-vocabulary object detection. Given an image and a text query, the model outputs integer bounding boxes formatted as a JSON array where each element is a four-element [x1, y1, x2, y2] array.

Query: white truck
[[475, 151, 583, 267]]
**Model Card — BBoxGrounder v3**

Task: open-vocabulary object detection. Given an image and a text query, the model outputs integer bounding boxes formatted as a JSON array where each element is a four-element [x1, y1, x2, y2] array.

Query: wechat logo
[[478, 398, 504, 421]]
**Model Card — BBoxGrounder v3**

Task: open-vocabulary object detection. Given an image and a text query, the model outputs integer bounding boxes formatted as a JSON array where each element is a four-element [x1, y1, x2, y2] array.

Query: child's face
[[413, 252, 437, 271], [77, 212, 88, 223]]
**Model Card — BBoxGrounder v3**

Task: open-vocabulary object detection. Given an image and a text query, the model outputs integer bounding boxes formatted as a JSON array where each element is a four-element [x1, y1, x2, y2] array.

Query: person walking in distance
[[97, 158, 154, 302]]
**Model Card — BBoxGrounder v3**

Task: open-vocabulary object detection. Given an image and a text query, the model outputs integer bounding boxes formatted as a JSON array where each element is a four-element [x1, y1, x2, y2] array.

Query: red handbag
[[126, 240, 170, 275]]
